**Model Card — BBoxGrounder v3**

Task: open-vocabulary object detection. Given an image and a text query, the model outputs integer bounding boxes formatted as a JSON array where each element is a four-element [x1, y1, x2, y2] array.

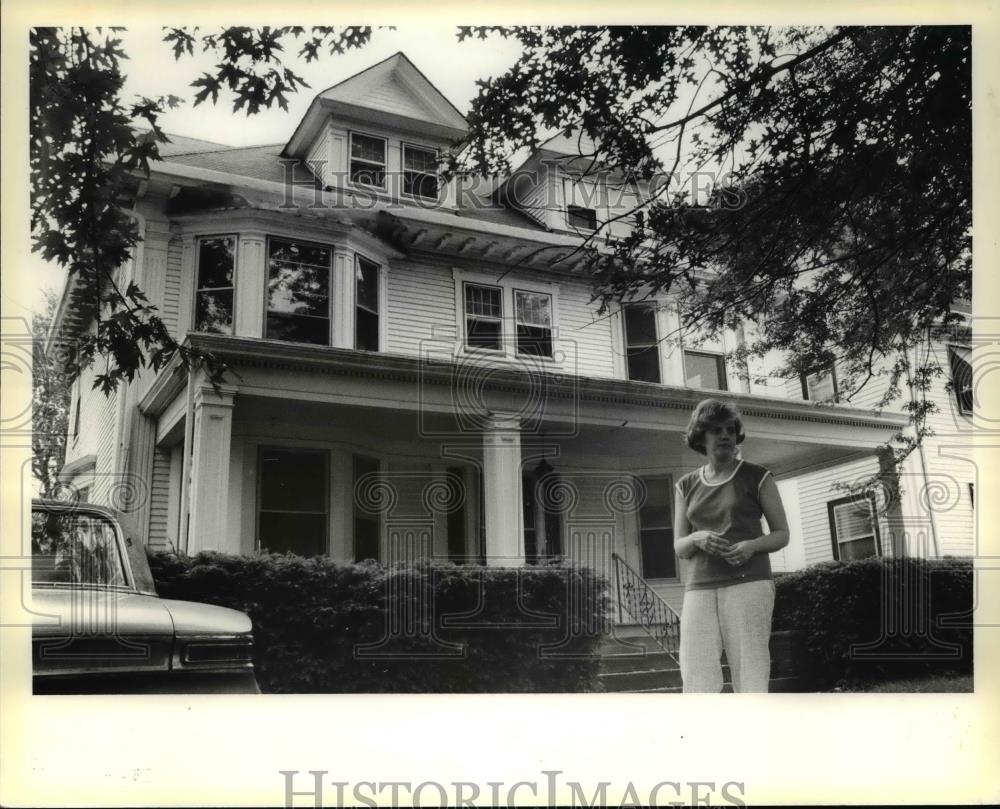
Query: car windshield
[[31, 510, 128, 587]]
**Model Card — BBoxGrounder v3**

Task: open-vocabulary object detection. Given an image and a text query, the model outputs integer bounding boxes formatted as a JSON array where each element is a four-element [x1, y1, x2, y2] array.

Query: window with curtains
[[948, 346, 973, 415], [194, 235, 237, 334], [355, 256, 380, 351], [266, 238, 332, 345], [827, 495, 882, 561]]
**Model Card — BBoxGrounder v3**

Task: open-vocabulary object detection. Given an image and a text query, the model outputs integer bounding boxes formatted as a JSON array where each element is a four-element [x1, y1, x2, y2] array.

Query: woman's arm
[[674, 487, 729, 559], [722, 474, 790, 565]]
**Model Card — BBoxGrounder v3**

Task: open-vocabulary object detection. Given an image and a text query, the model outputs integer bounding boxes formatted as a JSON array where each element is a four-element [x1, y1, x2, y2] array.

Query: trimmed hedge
[[149, 551, 608, 693], [773, 557, 973, 688]]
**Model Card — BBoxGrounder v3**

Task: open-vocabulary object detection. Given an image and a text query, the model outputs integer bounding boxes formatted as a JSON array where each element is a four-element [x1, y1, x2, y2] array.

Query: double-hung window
[[355, 256, 380, 351], [827, 495, 881, 561], [402, 144, 439, 200], [194, 235, 237, 334], [514, 290, 553, 357], [257, 448, 328, 557], [464, 283, 503, 352], [623, 304, 660, 383], [683, 350, 727, 391], [266, 238, 331, 345], [349, 133, 387, 190]]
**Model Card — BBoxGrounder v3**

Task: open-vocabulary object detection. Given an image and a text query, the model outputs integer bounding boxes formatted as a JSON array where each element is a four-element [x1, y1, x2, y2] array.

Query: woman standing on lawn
[[673, 399, 790, 693]]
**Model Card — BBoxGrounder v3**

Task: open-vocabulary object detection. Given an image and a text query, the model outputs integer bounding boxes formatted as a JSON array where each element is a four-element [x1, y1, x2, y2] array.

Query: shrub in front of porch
[[772, 557, 972, 689], [149, 551, 608, 693]]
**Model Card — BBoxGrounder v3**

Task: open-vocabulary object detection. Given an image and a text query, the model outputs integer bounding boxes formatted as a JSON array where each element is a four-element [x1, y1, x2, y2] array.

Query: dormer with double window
[[281, 52, 468, 207]]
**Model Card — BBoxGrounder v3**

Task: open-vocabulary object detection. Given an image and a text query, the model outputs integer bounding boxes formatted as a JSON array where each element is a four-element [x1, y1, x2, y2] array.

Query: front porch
[[135, 334, 907, 618]]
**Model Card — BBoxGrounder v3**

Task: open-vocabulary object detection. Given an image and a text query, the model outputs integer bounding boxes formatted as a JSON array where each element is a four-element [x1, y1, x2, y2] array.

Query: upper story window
[[266, 238, 332, 345], [464, 283, 503, 352], [827, 495, 881, 561], [402, 144, 439, 200], [566, 204, 597, 231], [355, 256, 380, 351], [801, 365, 838, 402], [948, 346, 973, 415], [514, 290, 553, 357], [194, 236, 237, 334], [684, 350, 727, 391], [349, 133, 387, 190], [623, 304, 660, 383]]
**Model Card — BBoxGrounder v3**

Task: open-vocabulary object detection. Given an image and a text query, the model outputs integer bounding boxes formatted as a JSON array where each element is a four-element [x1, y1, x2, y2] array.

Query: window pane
[[259, 450, 326, 512], [624, 305, 657, 345], [404, 171, 439, 199], [195, 289, 234, 334], [32, 511, 128, 586], [684, 351, 727, 390], [838, 536, 877, 561], [567, 205, 597, 230], [640, 528, 676, 579], [351, 134, 385, 162], [356, 309, 379, 351], [259, 513, 327, 557], [356, 258, 379, 313], [832, 501, 876, 542], [197, 237, 235, 289], [268, 240, 330, 269], [354, 518, 380, 562], [268, 264, 329, 317], [350, 163, 386, 188], [467, 317, 502, 351], [516, 324, 552, 357], [804, 368, 837, 401], [949, 348, 973, 414], [265, 313, 329, 345], [403, 146, 437, 172], [515, 291, 552, 327], [465, 284, 501, 318], [627, 347, 660, 383]]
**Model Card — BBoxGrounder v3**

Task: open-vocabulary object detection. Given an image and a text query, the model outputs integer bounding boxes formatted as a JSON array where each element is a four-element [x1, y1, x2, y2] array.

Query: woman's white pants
[[679, 579, 776, 693]]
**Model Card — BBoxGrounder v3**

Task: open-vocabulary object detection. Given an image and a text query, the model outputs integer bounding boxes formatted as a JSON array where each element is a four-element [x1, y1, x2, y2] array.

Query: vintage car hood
[[159, 599, 253, 636], [31, 588, 175, 638]]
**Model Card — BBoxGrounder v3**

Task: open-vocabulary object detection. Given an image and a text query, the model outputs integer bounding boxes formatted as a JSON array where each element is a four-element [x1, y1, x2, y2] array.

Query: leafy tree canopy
[[30, 25, 971, 468]]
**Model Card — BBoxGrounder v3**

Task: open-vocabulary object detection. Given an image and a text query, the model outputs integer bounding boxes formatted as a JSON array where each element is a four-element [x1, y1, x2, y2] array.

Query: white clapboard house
[[51, 52, 975, 617]]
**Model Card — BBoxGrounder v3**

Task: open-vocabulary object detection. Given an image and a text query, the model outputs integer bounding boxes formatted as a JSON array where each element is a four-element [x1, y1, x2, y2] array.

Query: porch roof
[[140, 334, 909, 437]]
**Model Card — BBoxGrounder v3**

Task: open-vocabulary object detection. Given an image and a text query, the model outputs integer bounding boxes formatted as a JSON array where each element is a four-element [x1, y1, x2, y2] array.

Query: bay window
[[355, 256, 380, 351], [266, 238, 332, 345], [194, 236, 237, 334]]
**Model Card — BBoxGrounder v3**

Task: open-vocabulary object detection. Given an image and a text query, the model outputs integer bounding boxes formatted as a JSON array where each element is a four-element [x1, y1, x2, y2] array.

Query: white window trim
[[348, 131, 389, 192], [512, 287, 556, 359], [192, 234, 239, 336], [452, 269, 560, 362], [620, 302, 665, 383], [401, 142, 440, 202], [353, 253, 389, 352]]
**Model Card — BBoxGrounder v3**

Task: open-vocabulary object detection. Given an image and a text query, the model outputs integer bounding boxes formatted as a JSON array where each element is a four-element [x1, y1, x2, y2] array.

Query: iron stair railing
[[611, 552, 682, 661]]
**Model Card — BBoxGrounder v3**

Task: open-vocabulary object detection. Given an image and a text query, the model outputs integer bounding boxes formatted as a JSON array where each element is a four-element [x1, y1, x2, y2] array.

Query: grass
[[831, 673, 973, 693]]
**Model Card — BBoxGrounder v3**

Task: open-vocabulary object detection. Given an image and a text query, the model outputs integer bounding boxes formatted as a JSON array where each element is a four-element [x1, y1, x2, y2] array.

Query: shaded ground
[[830, 674, 973, 693]]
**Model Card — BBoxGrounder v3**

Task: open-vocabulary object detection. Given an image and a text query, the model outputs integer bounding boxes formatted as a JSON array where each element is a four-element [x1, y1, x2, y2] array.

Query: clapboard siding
[[90, 382, 121, 508], [147, 448, 173, 550], [557, 281, 616, 378], [161, 233, 183, 338], [385, 258, 457, 360]]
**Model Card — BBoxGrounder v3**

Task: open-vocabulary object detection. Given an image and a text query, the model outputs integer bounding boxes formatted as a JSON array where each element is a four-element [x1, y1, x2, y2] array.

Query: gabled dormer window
[[402, 144, 439, 200], [349, 133, 387, 190]]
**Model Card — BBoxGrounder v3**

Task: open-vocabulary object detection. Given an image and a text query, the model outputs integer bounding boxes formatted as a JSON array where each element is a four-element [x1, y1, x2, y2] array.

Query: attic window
[[349, 133, 387, 190], [567, 205, 597, 231], [402, 144, 439, 200]]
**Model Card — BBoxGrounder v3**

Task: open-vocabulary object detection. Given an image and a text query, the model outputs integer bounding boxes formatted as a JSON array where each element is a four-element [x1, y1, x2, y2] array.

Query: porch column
[[481, 413, 524, 566], [186, 383, 237, 553]]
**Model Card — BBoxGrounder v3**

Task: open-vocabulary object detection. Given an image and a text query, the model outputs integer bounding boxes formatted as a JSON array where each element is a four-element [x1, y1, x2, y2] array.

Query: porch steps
[[596, 626, 808, 693]]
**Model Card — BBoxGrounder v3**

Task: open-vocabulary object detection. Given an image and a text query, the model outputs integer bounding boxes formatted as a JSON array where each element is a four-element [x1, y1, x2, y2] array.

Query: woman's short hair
[[684, 399, 746, 455]]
